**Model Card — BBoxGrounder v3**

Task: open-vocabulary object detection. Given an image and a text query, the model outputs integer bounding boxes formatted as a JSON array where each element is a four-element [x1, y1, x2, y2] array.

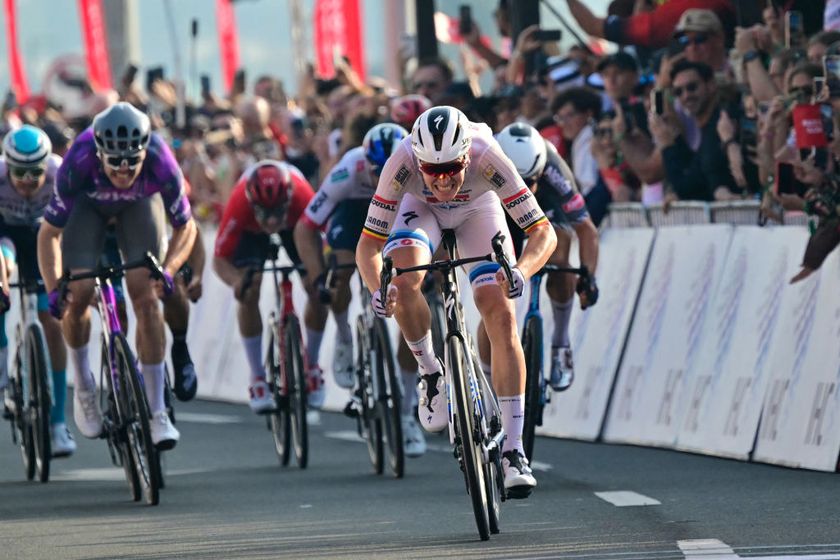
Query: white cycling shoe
[[549, 346, 575, 392], [332, 338, 355, 389], [50, 423, 77, 457], [73, 387, 103, 439], [249, 380, 276, 414], [502, 449, 537, 499], [417, 367, 447, 433], [402, 414, 427, 457], [150, 411, 179, 450]]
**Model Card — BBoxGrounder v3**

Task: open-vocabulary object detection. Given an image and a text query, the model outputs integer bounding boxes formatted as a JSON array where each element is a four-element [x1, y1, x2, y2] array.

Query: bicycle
[[3, 279, 53, 482], [520, 264, 589, 462], [326, 258, 404, 478], [63, 252, 169, 505], [242, 249, 310, 469], [380, 230, 510, 541]]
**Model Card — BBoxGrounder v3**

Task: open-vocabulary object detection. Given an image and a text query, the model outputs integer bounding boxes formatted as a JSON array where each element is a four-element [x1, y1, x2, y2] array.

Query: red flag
[[216, 0, 240, 93], [3, 0, 30, 102], [314, 0, 366, 82], [77, 0, 112, 91]]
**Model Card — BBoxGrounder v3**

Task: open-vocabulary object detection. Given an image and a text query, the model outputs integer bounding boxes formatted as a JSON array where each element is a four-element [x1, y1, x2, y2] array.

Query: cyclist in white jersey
[[0, 126, 75, 456], [356, 106, 557, 495]]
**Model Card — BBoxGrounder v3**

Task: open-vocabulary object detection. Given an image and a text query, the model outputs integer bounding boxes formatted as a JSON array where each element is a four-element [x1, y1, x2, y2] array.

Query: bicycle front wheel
[[101, 340, 140, 501], [266, 325, 291, 466], [373, 318, 403, 479], [521, 316, 543, 462], [25, 324, 51, 483], [285, 316, 308, 469], [356, 317, 383, 473], [114, 335, 160, 506], [448, 336, 491, 541]]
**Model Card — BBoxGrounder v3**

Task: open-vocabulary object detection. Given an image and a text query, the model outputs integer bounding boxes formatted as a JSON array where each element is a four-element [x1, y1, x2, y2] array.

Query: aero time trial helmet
[[92, 102, 151, 158], [390, 94, 432, 129], [2, 125, 52, 169], [495, 123, 547, 181], [411, 106, 471, 164], [363, 123, 408, 176], [245, 161, 293, 209]]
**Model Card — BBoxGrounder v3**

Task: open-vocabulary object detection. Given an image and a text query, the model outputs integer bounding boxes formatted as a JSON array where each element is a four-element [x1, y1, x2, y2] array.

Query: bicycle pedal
[[342, 400, 360, 419]]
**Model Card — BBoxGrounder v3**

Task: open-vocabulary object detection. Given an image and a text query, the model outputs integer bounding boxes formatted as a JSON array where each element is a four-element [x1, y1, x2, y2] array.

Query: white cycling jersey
[[304, 146, 374, 227], [0, 154, 62, 227], [362, 122, 548, 243]]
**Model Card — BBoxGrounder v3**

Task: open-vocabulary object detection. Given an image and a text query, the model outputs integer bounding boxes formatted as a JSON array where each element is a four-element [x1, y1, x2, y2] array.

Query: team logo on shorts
[[483, 165, 506, 189], [391, 165, 410, 192]]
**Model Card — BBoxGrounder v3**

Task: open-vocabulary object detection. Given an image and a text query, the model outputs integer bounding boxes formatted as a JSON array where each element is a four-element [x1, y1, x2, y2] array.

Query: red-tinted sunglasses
[[419, 158, 468, 177]]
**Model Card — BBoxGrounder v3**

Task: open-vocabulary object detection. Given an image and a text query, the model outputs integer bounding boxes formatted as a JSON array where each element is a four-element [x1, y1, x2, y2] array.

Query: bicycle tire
[[448, 336, 491, 541], [285, 315, 308, 469], [429, 293, 447, 360], [11, 365, 36, 481], [114, 334, 160, 506], [102, 340, 141, 501], [373, 318, 403, 479], [521, 316, 543, 462], [26, 324, 51, 483], [356, 318, 383, 474], [267, 325, 291, 466], [472, 353, 502, 535]]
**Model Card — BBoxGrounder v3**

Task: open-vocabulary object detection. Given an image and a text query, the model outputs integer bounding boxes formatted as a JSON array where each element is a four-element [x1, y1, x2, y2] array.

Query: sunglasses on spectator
[[9, 165, 46, 179], [412, 81, 440, 91], [418, 157, 468, 177], [101, 153, 143, 170], [789, 86, 814, 99], [594, 127, 613, 138], [677, 33, 709, 47], [672, 82, 700, 97], [253, 204, 287, 222]]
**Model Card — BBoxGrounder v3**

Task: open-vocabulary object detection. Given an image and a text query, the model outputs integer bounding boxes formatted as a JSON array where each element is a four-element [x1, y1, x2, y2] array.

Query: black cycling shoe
[[172, 342, 198, 402]]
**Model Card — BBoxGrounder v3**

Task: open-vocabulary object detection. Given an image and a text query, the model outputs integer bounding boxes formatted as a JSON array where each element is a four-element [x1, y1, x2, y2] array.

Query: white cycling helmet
[[2, 125, 52, 168], [411, 106, 471, 164], [495, 123, 547, 181]]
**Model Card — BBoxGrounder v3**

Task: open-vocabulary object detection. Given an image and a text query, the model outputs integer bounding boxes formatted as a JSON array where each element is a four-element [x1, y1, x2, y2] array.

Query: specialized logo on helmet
[[433, 114, 444, 130]]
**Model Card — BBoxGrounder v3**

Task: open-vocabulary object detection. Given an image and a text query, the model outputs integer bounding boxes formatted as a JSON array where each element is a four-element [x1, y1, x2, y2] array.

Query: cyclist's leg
[[384, 197, 444, 431], [61, 198, 106, 438], [545, 224, 575, 391], [280, 229, 327, 408], [117, 196, 179, 445], [0, 237, 13, 394]]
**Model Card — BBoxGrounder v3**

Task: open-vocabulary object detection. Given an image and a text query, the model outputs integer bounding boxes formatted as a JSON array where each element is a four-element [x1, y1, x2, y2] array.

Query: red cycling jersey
[[214, 165, 313, 259]]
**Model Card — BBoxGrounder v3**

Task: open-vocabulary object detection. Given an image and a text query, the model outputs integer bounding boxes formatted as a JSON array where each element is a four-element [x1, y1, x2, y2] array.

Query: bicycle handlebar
[[63, 252, 167, 284], [239, 261, 306, 298]]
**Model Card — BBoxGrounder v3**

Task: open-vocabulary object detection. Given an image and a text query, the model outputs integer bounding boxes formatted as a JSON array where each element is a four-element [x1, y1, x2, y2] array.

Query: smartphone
[[667, 37, 686, 58], [776, 162, 797, 195], [533, 29, 562, 42], [146, 66, 164, 92], [785, 10, 805, 48], [652, 89, 665, 116], [233, 69, 246, 94], [200, 74, 211, 98], [458, 5, 473, 36], [824, 55, 840, 98], [739, 116, 758, 147], [122, 64, 138, 88], [814, 76, 826, 100]]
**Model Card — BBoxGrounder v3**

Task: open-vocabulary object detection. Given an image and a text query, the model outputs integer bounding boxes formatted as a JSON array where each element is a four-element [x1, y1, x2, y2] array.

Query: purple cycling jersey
[[44, 129, 191, 228]]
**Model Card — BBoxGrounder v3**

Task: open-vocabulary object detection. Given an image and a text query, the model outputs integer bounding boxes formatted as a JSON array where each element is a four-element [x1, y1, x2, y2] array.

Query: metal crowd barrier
[[605, 201, 811, 228], [646, 201, 710, 226]]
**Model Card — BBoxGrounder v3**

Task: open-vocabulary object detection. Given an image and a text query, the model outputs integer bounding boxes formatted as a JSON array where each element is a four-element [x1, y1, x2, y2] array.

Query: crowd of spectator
[[2, 0, 839, 278]]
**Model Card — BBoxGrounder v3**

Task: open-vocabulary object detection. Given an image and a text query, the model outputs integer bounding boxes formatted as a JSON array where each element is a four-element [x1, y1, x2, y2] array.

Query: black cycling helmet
[[92, 102, 151, 157]]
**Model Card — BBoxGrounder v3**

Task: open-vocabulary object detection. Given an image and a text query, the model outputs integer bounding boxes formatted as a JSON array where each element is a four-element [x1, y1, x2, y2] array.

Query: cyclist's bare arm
[[163, 217, 197, 276], [356, 234, 385, 294], [515, 223, 557, 278], [573, 218, 599, 276], [37, 221, 64, 293], [293, 220, 326, 285]]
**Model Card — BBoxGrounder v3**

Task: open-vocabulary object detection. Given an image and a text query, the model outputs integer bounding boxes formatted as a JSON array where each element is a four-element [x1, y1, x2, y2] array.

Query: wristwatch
[[743, 50, 762, 64]]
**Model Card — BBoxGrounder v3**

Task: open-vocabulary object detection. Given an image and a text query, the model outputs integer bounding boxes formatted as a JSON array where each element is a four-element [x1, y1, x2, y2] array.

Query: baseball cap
[[674, 9, 723, 37], [596, 51, 639, 73]]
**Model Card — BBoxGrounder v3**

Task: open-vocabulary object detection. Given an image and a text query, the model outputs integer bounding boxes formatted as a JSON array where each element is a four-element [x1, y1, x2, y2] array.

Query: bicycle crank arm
[[483, 430, 506, 463]]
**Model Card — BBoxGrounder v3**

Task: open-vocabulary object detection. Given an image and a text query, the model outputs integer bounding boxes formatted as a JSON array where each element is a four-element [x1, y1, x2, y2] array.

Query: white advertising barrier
[[538, 227, 655, 441], [603, 225, 733, 446], [753, 241, 840, 471], [675, 226, 809, 459]]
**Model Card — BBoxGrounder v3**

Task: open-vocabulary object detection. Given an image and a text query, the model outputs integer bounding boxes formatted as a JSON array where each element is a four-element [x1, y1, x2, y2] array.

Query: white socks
[[406, 332, 439, 375], [70, 346, 95, 391], [242, 335, 265, 382], [141, 361, 166, 414], [499, 394, 525, 455]]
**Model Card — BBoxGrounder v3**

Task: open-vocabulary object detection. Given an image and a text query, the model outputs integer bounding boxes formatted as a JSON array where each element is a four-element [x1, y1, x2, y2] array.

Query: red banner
[[3, 0, 30, 102], [314, 0, 366, 82], [77, 0, 112, 91], [216, 0, 240, 93]]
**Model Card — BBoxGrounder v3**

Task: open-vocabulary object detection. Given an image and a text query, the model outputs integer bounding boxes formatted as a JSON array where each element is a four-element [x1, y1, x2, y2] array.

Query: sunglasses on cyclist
[[253, 204, 287, 222], [418, 158, 468, 177], [9, 165, 46, 179], [672, 81, 700, 98], [101, 153, 143, 170]]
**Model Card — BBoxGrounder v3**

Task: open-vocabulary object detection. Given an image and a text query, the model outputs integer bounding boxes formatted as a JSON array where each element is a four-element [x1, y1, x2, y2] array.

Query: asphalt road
[[2, 397, 840, 560]]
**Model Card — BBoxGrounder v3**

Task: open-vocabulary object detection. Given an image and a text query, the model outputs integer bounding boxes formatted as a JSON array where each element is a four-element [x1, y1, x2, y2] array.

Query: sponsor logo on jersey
[[482, 164, 506, 189], [546, 165, 573, 194], [391, 165, 410, 191], [364, 216, 390, 232], [503, 188, 530, 209], [308, 191, 328, 215], [356, 160, 366, 173], [516, 209, 540, 225], [330, 168, 349, 183], [402, 210, 419, 226], [370, 195, 397, 213], [562, 193, 585, 213]]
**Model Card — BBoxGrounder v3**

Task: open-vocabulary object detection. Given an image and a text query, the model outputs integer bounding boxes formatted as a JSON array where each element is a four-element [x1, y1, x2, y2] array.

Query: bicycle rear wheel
[[266, 325, 291, 466], [10, 365, 36, 481], [356, 318, 383, 474], [26, 324, 51, 483], [114, 334, 160, 506], [285, 316, 308, 469], [373, 318, 403, 479], [521, 316, 543, 462], [448, 336, 490, 541]]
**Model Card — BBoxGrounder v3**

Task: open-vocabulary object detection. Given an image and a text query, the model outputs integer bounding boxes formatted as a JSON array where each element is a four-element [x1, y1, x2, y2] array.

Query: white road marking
[[324, 430, 364, 442], [176, 412, 244, 424], [53, 467, 212, 482], [678, 539, 738, 559], [299, 504, 313, 509], [594, 490, 661, 507]]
